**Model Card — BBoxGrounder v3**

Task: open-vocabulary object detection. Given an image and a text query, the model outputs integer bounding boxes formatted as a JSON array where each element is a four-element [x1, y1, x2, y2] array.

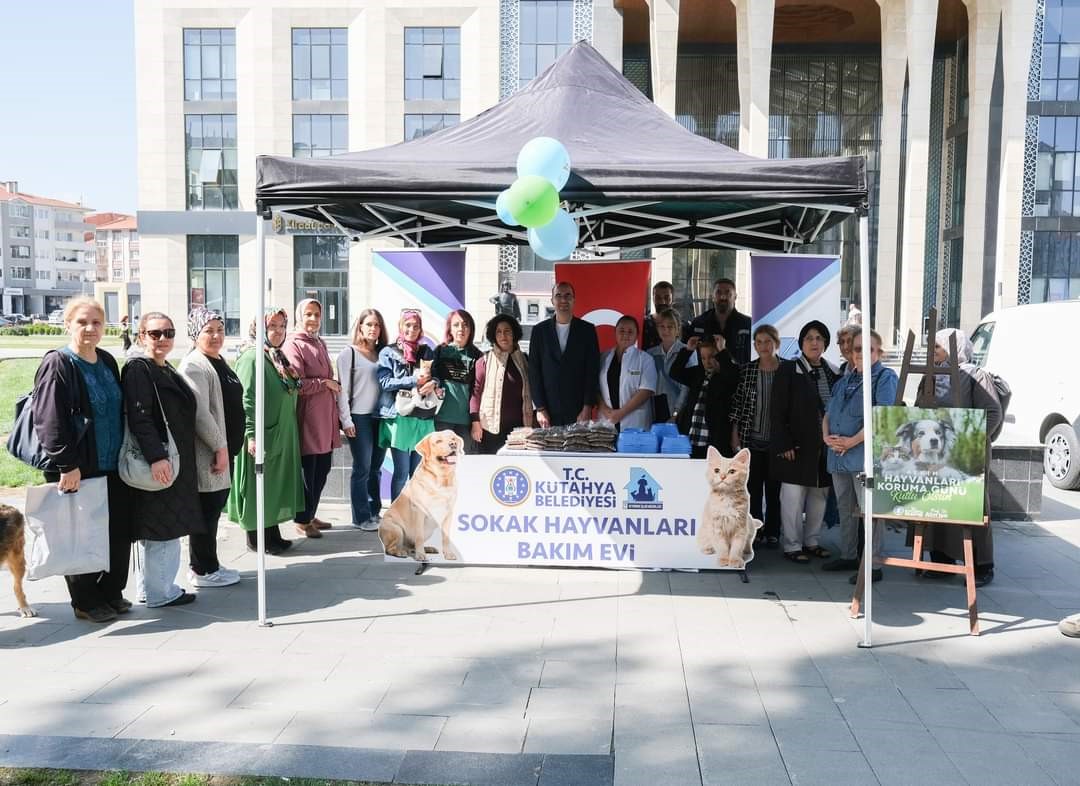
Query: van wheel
[[1044, 424, 1080, 490]]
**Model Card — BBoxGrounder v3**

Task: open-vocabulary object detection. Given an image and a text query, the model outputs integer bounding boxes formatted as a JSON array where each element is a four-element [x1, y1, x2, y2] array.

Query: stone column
[[994, 0, 1037, 311], [647, 0, 680, 295], [897, 0, 939, 345], [958, 0, 1001, 330], [874, 0, 907, 345], [730, 0, 775, 312]]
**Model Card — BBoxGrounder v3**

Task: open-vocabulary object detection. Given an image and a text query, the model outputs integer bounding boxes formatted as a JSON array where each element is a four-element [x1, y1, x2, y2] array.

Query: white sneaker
[[190, 569, 240, 588], [218, 566, 241, 581], [359, 518, 380, 531]]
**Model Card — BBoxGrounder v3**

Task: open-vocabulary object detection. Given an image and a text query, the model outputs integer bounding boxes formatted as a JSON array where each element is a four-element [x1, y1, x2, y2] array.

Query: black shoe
[[974, 569, 994, 588], [74, 605, 118, 623], [266, 540, 293, 556], [107, 598, 133, 614], [849, 569, 883, 585], [822, 558, 860, 572], [161, 590, 196, 607]]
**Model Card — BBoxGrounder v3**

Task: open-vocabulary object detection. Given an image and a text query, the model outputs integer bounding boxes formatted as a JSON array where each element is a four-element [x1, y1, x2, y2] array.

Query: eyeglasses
[[144, 328, 176, 340]]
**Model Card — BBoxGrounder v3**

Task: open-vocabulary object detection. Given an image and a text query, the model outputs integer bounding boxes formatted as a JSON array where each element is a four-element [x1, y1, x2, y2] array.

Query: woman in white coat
[[598, 315, 657, 431]]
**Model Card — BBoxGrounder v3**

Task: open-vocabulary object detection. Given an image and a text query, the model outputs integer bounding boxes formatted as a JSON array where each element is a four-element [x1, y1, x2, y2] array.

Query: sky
[[0, 1, 136, 214]]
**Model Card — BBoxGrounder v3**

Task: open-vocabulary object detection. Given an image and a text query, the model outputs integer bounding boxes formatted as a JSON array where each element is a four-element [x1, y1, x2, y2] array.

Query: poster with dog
[[378, 431, 762, 570], [871, 406, 987, 524]]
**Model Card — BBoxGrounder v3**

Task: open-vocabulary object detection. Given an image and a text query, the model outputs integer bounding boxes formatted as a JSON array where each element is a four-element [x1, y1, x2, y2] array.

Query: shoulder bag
[[6, 351, 90, 472], [119, 372, 180, 491]]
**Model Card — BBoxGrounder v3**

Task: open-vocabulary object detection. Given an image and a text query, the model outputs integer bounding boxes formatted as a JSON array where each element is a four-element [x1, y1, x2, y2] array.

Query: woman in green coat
[[227, 307, 306, 554]]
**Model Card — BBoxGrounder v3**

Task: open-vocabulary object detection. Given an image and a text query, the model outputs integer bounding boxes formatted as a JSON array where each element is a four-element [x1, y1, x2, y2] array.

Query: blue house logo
[[491, 467, 530, 506], [624, 467, 663, 510]]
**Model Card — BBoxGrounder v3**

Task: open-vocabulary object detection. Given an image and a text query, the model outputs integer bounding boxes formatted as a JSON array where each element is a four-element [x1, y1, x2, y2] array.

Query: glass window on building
[[1031, 230, 1080, 302], [519, 0, 573, 88], [294, 235, 349, 335], [292, 28, 348, 100], [404, 27, 460, 100], [1034, 116, 1080, 218], [293, 114, 348, 157], [671, 249, 737, 323], [185, 114, 238, 210], [404, 113, 460, 141], [1041, 0, 1080, 101], [188, 235, 240, 335], [183, 29, 236, 101]]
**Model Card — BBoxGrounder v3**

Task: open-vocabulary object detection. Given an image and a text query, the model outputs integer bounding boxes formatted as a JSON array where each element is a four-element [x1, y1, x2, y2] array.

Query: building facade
[[88, 213, 142, 324], [0, 182, 95, 316], [135, 0, 1050, 345]]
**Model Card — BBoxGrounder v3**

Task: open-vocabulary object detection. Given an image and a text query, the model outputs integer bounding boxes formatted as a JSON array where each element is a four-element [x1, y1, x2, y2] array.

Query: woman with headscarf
[[770, 320, 842, 563], [282, 298, 341, 539], [178, 306, 243, 588], [226, 308, 306, 554], [911, 327, 1002, 586], [377, 309, 439, 500]]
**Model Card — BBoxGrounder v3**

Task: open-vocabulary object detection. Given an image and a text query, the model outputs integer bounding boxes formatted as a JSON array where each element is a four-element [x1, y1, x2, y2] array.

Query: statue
[[489, 279, 521, 320]]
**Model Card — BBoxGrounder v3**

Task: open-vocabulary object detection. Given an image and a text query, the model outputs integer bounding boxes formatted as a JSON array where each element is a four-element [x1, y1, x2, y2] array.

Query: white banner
[[379, 452, 761, 571]]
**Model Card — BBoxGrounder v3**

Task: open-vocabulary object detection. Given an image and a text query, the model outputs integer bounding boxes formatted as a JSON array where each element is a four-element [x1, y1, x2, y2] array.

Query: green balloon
[[505, 175, 559, 228]]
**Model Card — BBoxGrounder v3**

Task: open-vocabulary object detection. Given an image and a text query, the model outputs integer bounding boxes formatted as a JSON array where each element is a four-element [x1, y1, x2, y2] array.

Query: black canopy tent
[[255, 42, 867, 252], [250, 42, 881, 646]]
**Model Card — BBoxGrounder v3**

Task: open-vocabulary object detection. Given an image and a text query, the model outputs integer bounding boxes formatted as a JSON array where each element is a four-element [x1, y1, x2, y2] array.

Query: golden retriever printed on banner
[[379, 430, 464, 562]]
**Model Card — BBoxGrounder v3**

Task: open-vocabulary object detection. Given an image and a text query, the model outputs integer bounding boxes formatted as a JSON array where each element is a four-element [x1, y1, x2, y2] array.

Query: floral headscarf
[[243, 307, 300, 390]]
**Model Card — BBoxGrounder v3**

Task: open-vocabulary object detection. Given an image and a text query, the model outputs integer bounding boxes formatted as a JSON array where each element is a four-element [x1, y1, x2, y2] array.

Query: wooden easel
[[848, 307, 985, 636]]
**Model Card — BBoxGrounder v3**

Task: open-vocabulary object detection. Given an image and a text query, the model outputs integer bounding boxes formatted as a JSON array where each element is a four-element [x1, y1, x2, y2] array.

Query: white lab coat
[[599, 345, 658, 431]]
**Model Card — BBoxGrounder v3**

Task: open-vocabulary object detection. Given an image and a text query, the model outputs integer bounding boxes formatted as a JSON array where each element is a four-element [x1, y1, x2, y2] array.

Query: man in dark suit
[[683, 277, 752, 365], [528, 281, 601, 427]]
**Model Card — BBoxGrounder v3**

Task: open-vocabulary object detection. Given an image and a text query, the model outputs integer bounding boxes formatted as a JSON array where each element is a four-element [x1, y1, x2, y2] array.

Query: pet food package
[[24, 478, 110, 580]]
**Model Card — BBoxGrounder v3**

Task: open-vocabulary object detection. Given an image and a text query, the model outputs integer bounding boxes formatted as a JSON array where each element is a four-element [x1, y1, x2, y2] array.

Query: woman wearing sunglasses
[[121, 312, 201, 608]]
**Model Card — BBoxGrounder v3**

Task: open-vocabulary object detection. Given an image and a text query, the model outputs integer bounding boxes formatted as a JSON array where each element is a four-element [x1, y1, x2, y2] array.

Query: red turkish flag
[[553, 260, 652, 352]]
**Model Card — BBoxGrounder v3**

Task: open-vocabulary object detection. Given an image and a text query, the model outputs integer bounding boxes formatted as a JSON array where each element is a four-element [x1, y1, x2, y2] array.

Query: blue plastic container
[[650, 422, 680, 440], [617, 429, 659, 454], [660, 434, 692, 455]]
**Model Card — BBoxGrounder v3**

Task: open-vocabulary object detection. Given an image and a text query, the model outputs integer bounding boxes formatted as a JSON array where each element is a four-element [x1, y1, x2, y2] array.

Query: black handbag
[[6, 352, 90, 472]]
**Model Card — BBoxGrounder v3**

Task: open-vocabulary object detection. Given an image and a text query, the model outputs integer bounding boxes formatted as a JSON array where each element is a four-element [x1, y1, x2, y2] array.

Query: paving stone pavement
[[0, 483, 1078, 786]]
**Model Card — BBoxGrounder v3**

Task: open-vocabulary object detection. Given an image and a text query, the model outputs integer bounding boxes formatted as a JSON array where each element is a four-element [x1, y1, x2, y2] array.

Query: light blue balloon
[[528, 209, 578, 261], [495, 190, 519, 226], [517, 137, 571, 191]]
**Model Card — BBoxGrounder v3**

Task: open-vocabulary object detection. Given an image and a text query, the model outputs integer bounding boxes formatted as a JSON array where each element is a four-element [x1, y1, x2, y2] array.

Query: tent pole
[[255, 213, 271, 627], [858, 213, 873, 648]]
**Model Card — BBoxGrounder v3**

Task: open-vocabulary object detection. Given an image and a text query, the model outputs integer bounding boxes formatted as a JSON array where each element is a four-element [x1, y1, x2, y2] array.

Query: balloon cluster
[[496, 137, 579, 260]]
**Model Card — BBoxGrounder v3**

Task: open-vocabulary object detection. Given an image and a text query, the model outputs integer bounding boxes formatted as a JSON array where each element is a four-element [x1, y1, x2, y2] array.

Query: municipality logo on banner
[[491, 467, 530, 506], [623, 467, 663, 510]]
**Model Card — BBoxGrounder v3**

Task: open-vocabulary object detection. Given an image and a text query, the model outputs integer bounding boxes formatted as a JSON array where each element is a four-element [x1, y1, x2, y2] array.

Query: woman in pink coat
[[282, 298, 341, 538]]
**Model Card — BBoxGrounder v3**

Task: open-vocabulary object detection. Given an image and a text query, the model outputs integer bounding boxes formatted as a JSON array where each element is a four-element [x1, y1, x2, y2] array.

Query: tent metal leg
[[858, 213, 873, 649], [255, 214, 271, 628]]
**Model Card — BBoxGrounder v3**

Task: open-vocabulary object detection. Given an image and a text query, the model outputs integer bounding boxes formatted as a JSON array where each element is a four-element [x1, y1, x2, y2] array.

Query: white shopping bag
[[24, 477, 110, 580]]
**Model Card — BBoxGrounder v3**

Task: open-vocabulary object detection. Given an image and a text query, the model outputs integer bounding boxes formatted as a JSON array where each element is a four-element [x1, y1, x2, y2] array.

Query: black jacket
[[682, 307, 752, 365], [670, 347, 738, 454], [527, 317, 601, 426], [769, 356, 839, 487], [33, 349, 120, 476], [122, 357, 203, 540]]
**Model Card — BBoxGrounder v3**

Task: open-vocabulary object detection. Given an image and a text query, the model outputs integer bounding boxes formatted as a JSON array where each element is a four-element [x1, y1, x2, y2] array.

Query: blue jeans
[[390, 447, 421, 501], [348, 413, 385, 524], [136, 539, 183, 607]]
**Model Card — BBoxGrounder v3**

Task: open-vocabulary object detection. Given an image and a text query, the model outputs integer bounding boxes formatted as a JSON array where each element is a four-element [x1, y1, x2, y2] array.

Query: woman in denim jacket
[[822, 329, 898, 583], [377, 309, 441, 500]]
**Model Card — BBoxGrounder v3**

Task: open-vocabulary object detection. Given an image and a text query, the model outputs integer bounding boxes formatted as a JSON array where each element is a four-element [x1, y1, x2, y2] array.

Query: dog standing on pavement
[[0, 505, 36, 617]]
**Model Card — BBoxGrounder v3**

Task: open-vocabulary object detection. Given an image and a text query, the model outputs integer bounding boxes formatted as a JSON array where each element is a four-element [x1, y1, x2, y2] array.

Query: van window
[[969, 321, 994, 367]]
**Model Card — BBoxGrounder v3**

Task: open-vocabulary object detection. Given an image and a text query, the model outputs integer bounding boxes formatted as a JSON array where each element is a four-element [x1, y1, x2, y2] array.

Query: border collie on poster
[[378, 430, 464, 562], [699, 447, 763, 569]]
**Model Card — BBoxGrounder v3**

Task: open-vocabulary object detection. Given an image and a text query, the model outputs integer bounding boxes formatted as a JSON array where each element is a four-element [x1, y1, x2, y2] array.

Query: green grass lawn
[[0, 769, 436, 786], [0, 358, 44, 488]]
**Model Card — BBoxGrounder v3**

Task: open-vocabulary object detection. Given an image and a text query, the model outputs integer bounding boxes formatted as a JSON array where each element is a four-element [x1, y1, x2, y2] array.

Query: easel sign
[[872, 406, 988, 526]]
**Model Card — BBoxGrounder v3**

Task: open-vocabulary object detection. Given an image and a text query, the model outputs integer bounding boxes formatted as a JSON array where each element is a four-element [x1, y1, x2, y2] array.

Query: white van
[[969, 301, 1080, 489]]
